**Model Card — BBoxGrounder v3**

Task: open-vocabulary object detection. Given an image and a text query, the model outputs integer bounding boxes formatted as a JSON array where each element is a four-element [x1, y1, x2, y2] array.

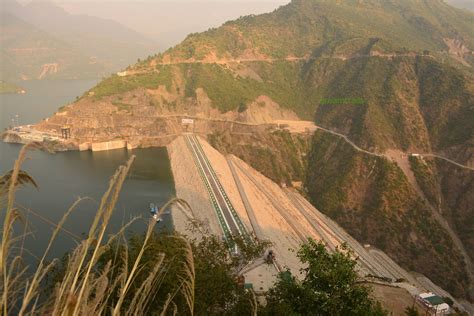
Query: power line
[[16, 204, 82, 241]]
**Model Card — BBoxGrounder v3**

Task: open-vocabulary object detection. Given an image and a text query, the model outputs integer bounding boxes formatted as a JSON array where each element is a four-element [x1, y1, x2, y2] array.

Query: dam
[[166, 133, 458, 305]]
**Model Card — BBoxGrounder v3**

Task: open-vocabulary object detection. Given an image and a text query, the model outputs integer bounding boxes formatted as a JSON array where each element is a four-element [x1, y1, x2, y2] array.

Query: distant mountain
[[59, 1, 287, 49], [446, 0, 474, 11], [0, 12, 103, 81], [34, 0, 474, 301], [1, 0, 159, 81]]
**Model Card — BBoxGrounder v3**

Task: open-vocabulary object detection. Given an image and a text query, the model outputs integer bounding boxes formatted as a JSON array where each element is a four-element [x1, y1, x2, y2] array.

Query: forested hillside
[[40, 0, 474, 300]]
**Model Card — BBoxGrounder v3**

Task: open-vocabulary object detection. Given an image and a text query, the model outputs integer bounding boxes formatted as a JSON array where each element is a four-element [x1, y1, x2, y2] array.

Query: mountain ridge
[[152, 0, 473, 64], [0, 12, 105, 81], [1, 0, 159, 81], [13, 0, 474, 302]]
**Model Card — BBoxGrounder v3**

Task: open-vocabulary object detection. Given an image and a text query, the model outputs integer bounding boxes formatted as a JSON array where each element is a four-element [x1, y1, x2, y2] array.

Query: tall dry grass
[[0, 144, 196, 315]]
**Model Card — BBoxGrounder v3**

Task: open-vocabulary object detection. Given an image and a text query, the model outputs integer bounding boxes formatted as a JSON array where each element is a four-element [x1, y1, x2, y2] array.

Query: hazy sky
[[12, 0, 471, 50], [15, 0, 288, 49], [17, 0, 284, 2]]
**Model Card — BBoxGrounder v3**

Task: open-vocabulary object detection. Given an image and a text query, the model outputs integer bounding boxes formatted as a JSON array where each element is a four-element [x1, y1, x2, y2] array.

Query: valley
[[168, 133, 472, 313], [2, 0, 473, 312]]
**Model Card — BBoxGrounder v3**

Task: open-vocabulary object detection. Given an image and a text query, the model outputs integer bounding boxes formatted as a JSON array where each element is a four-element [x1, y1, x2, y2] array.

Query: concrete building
[[417, 292, 450, 315]]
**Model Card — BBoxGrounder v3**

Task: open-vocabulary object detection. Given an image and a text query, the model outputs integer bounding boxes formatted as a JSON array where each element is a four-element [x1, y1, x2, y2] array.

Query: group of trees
[[45, 231, 386, 315], [2, 153, 385, 315], [263, 240, 385, 315]]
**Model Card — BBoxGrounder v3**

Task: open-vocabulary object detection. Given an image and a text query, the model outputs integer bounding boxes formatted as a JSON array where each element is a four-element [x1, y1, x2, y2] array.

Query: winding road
[[312, 125, 474, 281], [313, 125, 473, 171]]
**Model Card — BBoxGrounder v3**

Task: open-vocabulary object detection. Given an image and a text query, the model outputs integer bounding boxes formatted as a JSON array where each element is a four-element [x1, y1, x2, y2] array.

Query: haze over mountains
[[59, 1, 288, 49], [4, 0, 468, 85], [0, 0, 159, 82], [446, 0, 474, 11]]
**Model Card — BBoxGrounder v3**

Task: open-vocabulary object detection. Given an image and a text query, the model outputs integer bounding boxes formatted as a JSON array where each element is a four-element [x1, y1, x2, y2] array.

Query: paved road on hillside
[[420, 153, 473, 171], [151, 53, 434, 66], [313, 125, 384, 157], [313, 125, 473, 171], [313, 125, 474, 281]]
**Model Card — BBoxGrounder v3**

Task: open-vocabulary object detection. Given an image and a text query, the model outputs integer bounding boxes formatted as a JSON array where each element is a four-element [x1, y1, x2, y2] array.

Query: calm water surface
[[0, 80, 175, 263]]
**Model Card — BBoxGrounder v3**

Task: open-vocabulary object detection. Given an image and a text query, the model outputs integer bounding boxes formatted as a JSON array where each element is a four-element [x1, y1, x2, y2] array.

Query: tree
[[262, 239, 386, 316], [94, 232, 266, 315], [238, 102, 248, 113], [192, 235, 254, 315]]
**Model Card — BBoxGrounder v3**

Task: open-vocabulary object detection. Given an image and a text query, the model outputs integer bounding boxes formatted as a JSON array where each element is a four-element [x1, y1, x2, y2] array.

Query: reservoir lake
[[0, 79, 176, 263]]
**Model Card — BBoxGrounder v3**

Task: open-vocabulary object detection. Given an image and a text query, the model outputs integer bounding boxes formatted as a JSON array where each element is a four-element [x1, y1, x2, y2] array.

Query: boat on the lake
[[150, 203, 162, 222]]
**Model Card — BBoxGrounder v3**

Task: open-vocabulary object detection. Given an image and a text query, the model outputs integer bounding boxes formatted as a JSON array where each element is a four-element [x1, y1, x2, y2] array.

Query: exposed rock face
[[32, 86, 298, 149], [444, 38, 472, 67], [1, 132, 22, 143], [239, 96, 299, 124]]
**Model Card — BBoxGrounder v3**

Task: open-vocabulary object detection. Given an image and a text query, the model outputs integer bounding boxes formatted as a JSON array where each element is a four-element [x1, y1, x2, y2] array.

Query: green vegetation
[[34, 0, 474, 303], [0, 81, 23, 94], [1, 146, 387, 314], [415, 58, 474, 149], [163, 0, 473, 61], [439, 164, 474, 265], [84, 0, 473, 153], [180, 61, 309, 114], [262, 240, 386, 315], [409, 155, 474, 267], [304, 131, 469, 298], [91, 54, 473, 157], [183, 63, 260, 112], [90, 66, 174, 99], [111, 101, 133, 113], [408, 156, 440, 207], [46, 233, 266, 315], [414, 158, 474, 266], [208, 130, 310, 185]]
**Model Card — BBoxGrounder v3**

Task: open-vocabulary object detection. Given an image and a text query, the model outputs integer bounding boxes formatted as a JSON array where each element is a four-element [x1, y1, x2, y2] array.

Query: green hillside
[[90, 55, 473, 153], [159, 0, 473, 61], [305, 131, 469, 297], [60, 0, 474, 301], [87, 0, 474, 153]]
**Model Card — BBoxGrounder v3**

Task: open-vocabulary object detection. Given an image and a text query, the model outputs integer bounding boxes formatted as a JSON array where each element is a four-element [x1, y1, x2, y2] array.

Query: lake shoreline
[[1, 79, 176, 264]]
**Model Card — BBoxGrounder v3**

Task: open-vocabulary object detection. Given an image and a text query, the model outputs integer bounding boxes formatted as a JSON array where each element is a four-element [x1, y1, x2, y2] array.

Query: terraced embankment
[[168, 134, 468, 311]]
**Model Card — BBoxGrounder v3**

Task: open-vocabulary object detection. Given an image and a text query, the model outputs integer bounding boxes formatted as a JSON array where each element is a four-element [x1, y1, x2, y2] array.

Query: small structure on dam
[[61, 126, 71, 139]]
